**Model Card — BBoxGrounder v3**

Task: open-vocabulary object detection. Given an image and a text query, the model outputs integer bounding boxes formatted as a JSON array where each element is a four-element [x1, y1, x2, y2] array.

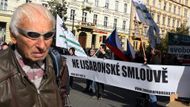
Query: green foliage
[[145, 24, 189, 54], [172, 23, 189, 35], [47, 0, 67, 20], [153, 23, 189, 53]]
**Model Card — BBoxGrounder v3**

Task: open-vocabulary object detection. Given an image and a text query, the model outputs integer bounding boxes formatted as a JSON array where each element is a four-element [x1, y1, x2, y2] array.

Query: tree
[[172, 23, 189, 35], [47, 0, 67, 21]]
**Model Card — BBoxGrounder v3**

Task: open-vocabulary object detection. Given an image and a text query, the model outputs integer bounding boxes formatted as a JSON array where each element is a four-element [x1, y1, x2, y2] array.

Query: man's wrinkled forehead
[[17, 4, 54, 29], [18, 15, 53, 30]]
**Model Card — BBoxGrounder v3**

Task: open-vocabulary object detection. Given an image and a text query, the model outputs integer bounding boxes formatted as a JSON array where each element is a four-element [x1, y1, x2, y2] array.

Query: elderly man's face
[[14, 16, 54, 62]]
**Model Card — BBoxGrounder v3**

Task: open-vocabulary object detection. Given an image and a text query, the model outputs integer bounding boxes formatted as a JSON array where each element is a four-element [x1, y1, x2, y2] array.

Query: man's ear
[[10, 31, 17, 44]]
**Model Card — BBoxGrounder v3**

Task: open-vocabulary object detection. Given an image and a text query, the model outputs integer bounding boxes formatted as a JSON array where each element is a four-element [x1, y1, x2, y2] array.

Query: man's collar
[[14, 49, 45, 68]]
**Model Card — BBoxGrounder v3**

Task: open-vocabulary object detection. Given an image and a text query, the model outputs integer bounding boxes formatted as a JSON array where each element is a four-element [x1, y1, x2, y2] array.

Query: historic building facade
[[0, 0, 49, 43], [129, 0, 190, 50], [0, 0, 132, 50], [65, 0, 132, 50], [1, 0, 190, 51]]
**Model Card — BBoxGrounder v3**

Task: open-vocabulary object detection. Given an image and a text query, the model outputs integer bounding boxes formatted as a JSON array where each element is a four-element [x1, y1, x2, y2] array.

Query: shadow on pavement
[[70, 77, 169, 107]]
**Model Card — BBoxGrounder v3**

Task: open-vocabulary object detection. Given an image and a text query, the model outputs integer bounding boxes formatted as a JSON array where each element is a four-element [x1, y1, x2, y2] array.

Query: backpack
[[49, 48, 72, 107], [49, 47, 62, 84]]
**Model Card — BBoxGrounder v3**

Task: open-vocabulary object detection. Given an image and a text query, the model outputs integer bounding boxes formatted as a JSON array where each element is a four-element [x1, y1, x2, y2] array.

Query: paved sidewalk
[[69, 78, 169, 107]]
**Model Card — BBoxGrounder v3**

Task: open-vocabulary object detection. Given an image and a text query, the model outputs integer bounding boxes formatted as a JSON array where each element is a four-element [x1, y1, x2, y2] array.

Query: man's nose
[[36, 37, 47, 51]]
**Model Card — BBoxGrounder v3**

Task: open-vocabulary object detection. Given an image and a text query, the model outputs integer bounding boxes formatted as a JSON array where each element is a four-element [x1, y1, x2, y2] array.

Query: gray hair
[[9, 3, 55, 36]]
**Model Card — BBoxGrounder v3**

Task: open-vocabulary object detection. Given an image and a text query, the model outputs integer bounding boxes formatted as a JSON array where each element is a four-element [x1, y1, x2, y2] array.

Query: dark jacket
[[0, 46, 68, 107], [97, 52, 109, 59]]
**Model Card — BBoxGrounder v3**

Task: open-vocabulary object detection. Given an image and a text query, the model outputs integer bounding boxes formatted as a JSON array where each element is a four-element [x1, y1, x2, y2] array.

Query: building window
[[93, 14, 98, 25], [185, 0, 188, 4], [173, 5, 176, 14], [115, 1, 119, 11], [104, 16, 108, 27], [122, 20, 126, 30], [102, 35, 107, 43], [42, 3, 48, 7], [173, 18, 175, 27], [177, 20, 180, 27], [0, 0, 8, 10], [168, 17, 170, 26], [184, 8, 188, 17], [162, 16, 165, 25], [82, 12, 87, 23], [105, 0, 109, 9], [92, 34, 96, 46], [158, 0, 161, 9], [163, 1, 167, 10], [113, 18, 117, 28], [124, 3, 127, 13], [178, 6, 180, 15], [0, 22, 6, 44], [169, 3, 172, 12], [153, 0, 156, 6], [157, 14, 160, 24], [70, 9, 75, 20], [95, 0, 99, 6]]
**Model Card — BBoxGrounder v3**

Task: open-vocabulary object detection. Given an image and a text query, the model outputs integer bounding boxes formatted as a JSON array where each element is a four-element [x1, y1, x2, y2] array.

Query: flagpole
[[135, 13, 147, 64], [141, 37, 147, 64], [93, 48, 100, 57]]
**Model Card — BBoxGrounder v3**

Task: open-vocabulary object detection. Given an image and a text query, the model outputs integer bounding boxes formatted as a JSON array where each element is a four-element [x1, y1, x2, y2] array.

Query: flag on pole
[[125, 39, 136, 59], [56, 14, 67, 48], [105, 29, 129, 61], [132, 0, 160, 48], [56, 14, 87, 57]]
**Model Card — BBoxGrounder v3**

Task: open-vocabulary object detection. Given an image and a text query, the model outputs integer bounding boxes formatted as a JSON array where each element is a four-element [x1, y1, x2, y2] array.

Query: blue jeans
[[149, 95, 157, 107], [90, 81, 96, 93]]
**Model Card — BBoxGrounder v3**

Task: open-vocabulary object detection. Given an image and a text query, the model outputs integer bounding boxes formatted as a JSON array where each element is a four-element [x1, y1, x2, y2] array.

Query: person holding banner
[[68, 47, 76, 88], [149, 48, 161, 107], [96, 44, 109, 100], [84, 48, 97, 95]]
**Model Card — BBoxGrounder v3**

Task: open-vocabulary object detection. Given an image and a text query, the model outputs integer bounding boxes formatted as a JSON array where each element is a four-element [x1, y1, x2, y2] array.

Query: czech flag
[[125, 39, 136, 59], [105, 29, 129, 61]]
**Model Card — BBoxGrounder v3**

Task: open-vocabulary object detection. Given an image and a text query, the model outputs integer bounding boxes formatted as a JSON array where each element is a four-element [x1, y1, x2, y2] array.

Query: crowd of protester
[[0, 3, 189, 107]]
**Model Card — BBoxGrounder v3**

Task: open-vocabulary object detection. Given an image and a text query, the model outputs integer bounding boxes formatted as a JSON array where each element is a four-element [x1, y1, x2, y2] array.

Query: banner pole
[[141, 37, 147, 64], [93, 48, 100, 57]]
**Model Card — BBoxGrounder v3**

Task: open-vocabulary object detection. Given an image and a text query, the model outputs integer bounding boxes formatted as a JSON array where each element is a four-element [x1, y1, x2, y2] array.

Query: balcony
[[81, 1, 92, 12], [78, 21, 95, 27], [77, 21, 95, 32]]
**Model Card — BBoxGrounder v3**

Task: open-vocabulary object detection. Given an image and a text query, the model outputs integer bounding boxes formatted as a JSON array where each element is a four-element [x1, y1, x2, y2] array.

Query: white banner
[[64, 55, 190, 98]]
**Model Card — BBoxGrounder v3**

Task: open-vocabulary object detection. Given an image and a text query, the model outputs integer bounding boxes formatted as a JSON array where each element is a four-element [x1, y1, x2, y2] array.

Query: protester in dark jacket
[[0, 3, 68, 107], [84, 48, 97, 94], [68, 47, 76, 89], [148, 48, 161, 107], [95, 44, 109, 100]]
